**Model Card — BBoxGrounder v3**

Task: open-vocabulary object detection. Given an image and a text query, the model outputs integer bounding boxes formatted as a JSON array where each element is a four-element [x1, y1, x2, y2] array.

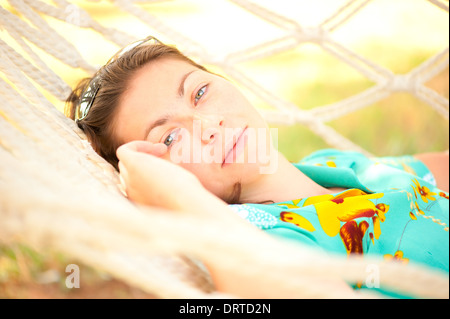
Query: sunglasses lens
[[76, 80, 100, 121]]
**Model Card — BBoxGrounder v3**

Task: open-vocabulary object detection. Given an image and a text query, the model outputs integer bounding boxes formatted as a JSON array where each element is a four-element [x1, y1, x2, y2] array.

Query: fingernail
[[155, 143, 168, 155]]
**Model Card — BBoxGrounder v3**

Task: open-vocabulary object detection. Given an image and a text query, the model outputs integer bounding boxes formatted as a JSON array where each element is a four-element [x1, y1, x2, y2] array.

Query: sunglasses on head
[[75, 36, 162, 122]]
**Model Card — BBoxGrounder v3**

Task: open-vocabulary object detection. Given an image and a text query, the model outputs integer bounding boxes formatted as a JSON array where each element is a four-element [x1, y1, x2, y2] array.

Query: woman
[[66, 36, 449, 298]]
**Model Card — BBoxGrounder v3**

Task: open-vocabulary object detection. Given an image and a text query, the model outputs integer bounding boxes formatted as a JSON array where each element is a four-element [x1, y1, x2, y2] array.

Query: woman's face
[[114, 57, 274, 202]]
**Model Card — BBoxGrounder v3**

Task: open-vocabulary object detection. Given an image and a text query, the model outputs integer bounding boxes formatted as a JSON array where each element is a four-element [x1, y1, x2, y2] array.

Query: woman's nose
[[194, 113, 224, 144]]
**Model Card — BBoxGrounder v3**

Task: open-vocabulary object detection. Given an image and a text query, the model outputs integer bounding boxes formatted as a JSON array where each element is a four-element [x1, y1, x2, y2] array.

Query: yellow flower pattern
[[412, 179, 437, 203], [308, 189, 386, 239], [239, 149, 450, 297], [384, 250, 409, 265], [280, 189, 390, 255], [280, 211, 316, 232]]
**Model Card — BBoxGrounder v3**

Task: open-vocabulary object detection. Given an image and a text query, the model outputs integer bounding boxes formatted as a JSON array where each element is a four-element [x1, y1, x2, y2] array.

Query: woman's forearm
[[414, 152, 449, 192]]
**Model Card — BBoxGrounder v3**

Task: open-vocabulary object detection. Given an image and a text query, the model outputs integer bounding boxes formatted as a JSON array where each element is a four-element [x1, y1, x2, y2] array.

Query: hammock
[[0, 0, 448, 298]]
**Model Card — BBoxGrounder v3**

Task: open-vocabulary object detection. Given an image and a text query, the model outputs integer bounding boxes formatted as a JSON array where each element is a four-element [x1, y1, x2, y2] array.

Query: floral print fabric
[[230, 149, 449, 297]]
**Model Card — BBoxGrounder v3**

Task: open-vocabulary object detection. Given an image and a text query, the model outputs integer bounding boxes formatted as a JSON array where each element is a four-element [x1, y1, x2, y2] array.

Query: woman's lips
[[222, 126, 248, 167]]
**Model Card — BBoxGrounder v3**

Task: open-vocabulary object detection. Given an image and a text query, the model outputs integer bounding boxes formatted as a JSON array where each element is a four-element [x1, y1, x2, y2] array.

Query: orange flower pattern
[[384, 250, 409, 265], [412, 179, 437, 203]]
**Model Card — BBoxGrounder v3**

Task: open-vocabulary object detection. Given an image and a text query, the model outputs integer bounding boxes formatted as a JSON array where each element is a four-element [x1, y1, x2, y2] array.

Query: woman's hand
[[116, 140, 206, 212], [116, 143, 356, 299], [116, 140, 256, 224]]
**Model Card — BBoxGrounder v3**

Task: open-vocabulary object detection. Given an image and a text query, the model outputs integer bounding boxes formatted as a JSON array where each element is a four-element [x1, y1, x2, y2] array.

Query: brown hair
[[65, 43, 207, 170]]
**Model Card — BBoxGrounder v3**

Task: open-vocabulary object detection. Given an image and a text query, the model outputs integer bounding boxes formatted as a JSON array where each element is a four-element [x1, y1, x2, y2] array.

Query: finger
[[117, 144, 167, 176], [118, 161, 128, 183], [117, 140, 167, 159], [118, 159, 126, 173], [150, 143, 168, 157], [117, 161, 129, 195], [117, 140, 150, 153]]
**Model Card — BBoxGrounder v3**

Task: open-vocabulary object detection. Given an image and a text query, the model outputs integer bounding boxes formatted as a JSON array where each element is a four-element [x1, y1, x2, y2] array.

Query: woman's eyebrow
[[178, 70, 197, 97], [144, 115, 171, 140]]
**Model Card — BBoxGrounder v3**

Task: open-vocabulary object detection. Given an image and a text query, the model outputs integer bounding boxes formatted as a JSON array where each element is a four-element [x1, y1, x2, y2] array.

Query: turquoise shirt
[[230, 149, 449, 297]]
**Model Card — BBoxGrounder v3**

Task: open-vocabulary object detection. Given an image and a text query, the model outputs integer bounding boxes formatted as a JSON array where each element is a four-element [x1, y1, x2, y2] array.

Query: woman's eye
[[194, 85, 207, 105], [163, 129, 179, 147]]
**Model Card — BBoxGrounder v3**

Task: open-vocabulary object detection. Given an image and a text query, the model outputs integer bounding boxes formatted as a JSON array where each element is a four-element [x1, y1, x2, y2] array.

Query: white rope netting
[[0, 0, 448, 298]]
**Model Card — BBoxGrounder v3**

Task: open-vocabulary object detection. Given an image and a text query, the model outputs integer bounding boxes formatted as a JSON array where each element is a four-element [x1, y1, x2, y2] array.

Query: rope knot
[[389, 75, 418, 93], [296, 27, 327, 44]]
